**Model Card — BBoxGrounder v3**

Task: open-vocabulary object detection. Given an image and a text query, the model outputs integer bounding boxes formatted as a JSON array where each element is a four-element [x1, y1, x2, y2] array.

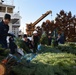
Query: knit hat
[[23, 34, 27, 38], [4, 14, 11, 20]]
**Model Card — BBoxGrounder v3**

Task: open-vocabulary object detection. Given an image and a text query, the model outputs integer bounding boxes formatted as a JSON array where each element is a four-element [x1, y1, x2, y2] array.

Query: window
[[7, 7, 13, 13], [0, 18, 2, 22], [0, 6, 6, 12]]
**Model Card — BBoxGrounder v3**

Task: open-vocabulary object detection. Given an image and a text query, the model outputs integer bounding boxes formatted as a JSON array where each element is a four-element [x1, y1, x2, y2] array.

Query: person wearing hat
[[23, 34, 33, 53], [33, 31, 39, 53], [0, 14, 11, 49]]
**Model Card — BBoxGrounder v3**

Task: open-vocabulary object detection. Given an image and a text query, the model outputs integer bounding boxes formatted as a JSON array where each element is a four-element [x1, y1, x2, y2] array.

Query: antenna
[[18, 6, 20, 13], [12, 0, 14, 5]]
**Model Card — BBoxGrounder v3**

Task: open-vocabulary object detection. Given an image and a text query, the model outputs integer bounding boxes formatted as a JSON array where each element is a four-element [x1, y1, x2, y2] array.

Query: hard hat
[[33, 31, 37, 34], [49, 31, 51, 33]]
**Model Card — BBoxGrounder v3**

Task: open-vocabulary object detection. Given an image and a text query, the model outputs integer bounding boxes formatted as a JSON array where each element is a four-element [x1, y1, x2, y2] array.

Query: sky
[[13, 0, 76, 32]]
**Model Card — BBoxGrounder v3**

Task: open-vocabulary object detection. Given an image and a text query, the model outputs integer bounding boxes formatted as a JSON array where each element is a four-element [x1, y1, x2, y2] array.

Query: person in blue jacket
[[0, 14, 11, 49], [57, 34, 65, 44]]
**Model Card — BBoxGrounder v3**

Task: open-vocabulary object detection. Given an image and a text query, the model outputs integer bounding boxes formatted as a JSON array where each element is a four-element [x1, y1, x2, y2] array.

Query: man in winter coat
[[0, 14, 11, 49]]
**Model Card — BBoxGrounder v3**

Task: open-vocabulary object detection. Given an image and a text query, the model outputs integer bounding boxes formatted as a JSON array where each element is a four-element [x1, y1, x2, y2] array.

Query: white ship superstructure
[[0, 0, 21, 36]]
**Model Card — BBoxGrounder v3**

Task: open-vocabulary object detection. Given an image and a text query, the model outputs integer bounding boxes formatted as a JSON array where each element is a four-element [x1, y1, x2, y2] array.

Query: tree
[[55, 10, 76, 42]]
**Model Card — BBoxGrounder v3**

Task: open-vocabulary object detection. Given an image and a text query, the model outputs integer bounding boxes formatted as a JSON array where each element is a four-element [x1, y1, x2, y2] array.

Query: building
[[0, 0, 21, 36]]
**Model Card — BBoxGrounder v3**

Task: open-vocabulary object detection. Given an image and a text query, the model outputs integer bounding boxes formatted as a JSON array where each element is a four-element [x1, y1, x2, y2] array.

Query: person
[[57, 34, 65, 44], [9, 36, 17, 54], [48, 31, 52, 45], [33, 31, 39, 53], [0, 14, 11, 49], [23, 34, 33, 53]]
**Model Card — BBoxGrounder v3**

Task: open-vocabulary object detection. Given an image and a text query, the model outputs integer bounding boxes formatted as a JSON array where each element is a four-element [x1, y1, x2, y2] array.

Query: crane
[[26, 10, 52, 36]]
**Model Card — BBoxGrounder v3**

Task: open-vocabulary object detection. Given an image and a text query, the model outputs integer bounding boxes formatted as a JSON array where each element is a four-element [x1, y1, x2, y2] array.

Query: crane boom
[[32, 10, 52, 26]]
